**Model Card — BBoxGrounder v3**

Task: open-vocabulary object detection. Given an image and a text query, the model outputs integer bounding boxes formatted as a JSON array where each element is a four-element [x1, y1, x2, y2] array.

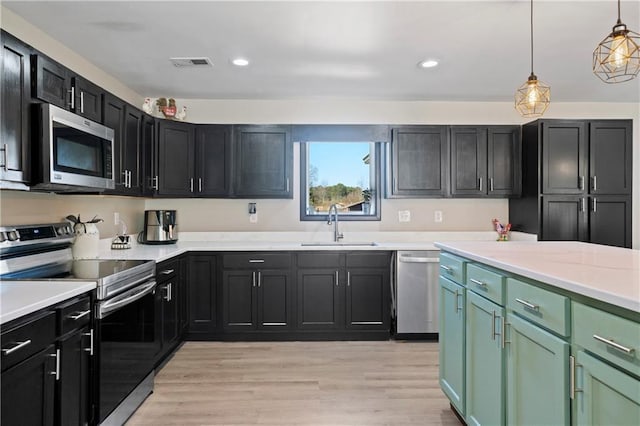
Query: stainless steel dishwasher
[[394, 251, 440, 337]]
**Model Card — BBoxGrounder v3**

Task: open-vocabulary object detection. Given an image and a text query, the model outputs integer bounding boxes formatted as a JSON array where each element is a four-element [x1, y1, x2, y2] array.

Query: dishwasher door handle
[[398, 257, 440, 263]]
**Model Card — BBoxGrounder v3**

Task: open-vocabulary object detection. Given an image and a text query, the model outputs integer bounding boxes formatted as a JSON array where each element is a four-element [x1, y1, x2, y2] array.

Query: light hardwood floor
[[127, 341, 460, 425]]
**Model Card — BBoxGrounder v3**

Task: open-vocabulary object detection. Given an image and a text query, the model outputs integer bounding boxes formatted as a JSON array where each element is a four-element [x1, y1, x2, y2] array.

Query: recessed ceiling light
[[232, 58, 250, 67], [419, 59, 439, 68]]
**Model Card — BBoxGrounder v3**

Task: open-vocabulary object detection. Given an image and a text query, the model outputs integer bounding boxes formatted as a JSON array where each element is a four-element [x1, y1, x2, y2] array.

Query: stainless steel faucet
[[327, 204, 344, 242]]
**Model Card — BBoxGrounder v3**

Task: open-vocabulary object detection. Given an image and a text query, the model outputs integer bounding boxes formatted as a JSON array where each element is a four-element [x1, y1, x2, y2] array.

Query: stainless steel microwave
[[32, 104, 115, 192]]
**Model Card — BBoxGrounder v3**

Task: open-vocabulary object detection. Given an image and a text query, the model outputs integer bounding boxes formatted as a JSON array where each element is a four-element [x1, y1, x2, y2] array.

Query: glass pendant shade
[[515, 73, 551, 117], [593, 22, 640, 83]]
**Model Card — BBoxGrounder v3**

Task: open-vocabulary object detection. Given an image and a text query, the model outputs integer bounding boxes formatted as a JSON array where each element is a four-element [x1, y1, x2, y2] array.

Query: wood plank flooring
[[127, 341, 460, 425]]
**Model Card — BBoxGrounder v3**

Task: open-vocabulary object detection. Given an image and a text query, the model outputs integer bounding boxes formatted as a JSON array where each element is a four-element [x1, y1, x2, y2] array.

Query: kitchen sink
[[300, 242, 377, 247]]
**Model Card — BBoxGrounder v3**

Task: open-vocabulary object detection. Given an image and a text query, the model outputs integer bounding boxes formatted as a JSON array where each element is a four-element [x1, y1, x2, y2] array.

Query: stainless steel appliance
[[394, 251, 440, 337], [140, 210, 178, 244], [32, 104, 115, 192], [0, 223, 158, 425]]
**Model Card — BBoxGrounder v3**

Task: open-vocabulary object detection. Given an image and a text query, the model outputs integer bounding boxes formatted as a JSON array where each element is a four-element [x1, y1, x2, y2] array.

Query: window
[[300, 141, 381, 221]]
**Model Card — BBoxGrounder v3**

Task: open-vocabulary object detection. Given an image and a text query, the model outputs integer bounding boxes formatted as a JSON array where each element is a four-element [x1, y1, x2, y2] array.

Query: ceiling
[[4, 1, 640, 102]]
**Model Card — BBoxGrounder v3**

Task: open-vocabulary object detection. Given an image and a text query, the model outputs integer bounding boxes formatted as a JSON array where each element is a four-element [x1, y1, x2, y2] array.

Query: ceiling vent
[[169, 57, 213, 68]]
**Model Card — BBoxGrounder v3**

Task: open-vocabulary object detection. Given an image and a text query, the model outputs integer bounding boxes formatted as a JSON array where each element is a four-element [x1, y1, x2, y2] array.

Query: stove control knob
[[57, 226, 67, 235], [0, 232, 6, 242], [7, 230, 19, 241]]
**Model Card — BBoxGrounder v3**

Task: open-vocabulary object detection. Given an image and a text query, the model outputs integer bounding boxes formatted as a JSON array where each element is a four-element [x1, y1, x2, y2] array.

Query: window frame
[[299, 141, 382, 222]]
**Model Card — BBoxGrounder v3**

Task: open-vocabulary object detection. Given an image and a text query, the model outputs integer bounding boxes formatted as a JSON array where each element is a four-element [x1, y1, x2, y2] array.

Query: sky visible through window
[[309, 142, 370, 187]]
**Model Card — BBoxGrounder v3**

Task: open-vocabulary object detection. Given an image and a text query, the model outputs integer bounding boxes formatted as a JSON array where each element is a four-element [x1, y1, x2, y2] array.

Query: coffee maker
[[140, 210, 178, 244]]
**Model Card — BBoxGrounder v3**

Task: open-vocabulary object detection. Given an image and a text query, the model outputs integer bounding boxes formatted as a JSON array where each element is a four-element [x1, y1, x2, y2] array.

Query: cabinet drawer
[[466, 263, 505, 305], [507, 278, 570, 337], [58, 295, 91, 335], [573, 302, 640, 377], [223, 253, 291, 269], [157, 257, 180, 281], [346, 252, 391, 268], [1, 311, 56, 371], [297, 252, 341, 268], [439, 252, 466, 285]]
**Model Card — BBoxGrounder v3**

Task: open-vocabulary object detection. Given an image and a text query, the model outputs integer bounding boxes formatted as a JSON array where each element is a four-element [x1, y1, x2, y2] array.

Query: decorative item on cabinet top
[[143, 97, 188, 120]]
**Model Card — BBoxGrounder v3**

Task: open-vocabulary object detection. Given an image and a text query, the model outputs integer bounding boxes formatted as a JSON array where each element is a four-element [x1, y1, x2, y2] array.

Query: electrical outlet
[[398, 210, 411, 222], [249, 213, 258, 223], [434, 210, 443, 223], [114, 212, 120, 225], [248, 202, 257, 214]]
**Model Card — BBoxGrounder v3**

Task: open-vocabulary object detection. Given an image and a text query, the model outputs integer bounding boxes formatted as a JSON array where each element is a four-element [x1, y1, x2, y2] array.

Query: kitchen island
[[435, 241, 639, 426]]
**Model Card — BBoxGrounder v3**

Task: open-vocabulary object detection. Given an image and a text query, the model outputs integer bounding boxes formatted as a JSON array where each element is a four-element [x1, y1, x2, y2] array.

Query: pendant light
[[593, 0, 640, 83], [515, 0, 550, 118]]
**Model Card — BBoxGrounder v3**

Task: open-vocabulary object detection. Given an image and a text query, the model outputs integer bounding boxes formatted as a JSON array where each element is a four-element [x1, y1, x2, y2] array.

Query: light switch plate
[[249, 213, 258, 223], [398, 210, 411, 222]]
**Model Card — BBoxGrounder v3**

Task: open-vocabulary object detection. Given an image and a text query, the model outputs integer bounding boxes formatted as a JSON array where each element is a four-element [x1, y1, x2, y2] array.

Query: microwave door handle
[[98, 280, 157, 318]]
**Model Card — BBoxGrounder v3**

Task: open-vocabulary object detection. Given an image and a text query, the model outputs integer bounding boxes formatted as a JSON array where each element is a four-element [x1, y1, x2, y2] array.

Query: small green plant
[[362, 189, 372, 202]]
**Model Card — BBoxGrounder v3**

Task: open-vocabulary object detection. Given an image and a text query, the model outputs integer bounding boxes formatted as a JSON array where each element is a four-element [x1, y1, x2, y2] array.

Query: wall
[[1, 6, 638, 247]]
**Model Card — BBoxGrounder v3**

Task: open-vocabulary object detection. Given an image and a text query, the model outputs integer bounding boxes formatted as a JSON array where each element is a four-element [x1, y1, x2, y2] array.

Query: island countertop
[[434, 241, 640, 313]]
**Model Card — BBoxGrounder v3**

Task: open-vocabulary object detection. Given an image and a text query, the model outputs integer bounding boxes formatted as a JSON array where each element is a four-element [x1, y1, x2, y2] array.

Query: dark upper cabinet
[[388, 126, 448, 197], [195, 125, 231, 196], [1, 31, 32, 186], [487, 126, 521, 196], [450, 127, 488, 196], [102, 94, 125, 192], [187, 254, 218, 335], [510, 119, 632, 248], [233, 125, 293, 198], [588, 120, 632, 195], [32, 53, 70, 109], [121, 105, 142, 195], [141, 114, 158, 196], [157, 120, 195, 196], [541, 121, 588, 194], [72, 75, 103, 122], [32, 53, 104, 122]]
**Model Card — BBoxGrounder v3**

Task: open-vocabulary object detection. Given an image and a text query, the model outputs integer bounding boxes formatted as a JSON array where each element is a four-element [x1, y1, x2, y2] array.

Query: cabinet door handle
[[569, 355, 584, 399], [347, 271, 351, 287], [67, 309, 91, 321], [579, 175, 585, 191], [335, 270, 339, 286], [454, 289, 462, 312], [161, 269, 175, 275], [579, 197, 585, 212], [491, 310, 497, 340], [592, 198, 597, 213], [82, 329, 94, 356], [501, 317, 507, 348], [1, 143, 7, 170], [479, 177, 483, 191], [592, 334, 635, 354], [49, 349, 60, 380], [249, 259, 265, 263], [440, 264, 452, 274], [68, 86, 75, 109], [199, 178, 203, 192], [252, 271, 256, 287], [489, 177, 494, 192], [592, 175, 597, 192], [154, 175, 159, 190], [190, 178, 194, 192], [164, 283, 172, 301], [286, 178, 290, 193], [257, 271, 261, 288], [80, 91, 85, 113], [515, 298, 539, 311], [1, 339, 31, 356], [469, 278, 486, 288]]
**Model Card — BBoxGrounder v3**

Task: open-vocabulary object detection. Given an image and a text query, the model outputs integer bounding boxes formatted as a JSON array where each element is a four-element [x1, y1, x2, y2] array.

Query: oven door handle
[[97, 280, 157, 319]]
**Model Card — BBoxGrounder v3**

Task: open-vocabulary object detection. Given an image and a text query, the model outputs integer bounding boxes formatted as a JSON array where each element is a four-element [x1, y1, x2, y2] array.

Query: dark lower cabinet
[[58, 326, 92, 426], [296, 268, 342, 330], [1, 344, 57, 426], [156, 258, 182, 363], [223, 270, 256, 330], [345, 268, 390, 330], [187, 254, 218, 335]]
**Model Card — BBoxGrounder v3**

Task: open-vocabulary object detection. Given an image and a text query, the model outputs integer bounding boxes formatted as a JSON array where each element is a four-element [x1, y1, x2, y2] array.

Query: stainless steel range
[[0, 222, 158, 425]]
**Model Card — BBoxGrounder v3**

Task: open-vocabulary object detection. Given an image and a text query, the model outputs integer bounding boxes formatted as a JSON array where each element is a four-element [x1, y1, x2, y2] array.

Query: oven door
[[96, 280, 159, 423]]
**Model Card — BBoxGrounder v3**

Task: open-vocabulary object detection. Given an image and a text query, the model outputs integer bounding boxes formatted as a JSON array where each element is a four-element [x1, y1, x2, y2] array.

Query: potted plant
[[362, 189, 372, 214]]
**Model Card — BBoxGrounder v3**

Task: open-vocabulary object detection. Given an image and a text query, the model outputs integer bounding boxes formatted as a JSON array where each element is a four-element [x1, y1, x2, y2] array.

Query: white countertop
[[0, 281, 96, 325], [434, 241, 640, 313]]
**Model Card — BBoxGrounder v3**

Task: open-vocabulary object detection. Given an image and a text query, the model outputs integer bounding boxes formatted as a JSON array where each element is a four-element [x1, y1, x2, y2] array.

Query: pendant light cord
[[617, 0, 622, 24], [530, 0, 534, 75]]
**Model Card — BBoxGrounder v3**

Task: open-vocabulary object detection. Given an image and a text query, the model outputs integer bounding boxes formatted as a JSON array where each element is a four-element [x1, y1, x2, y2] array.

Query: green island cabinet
[[438, 250, 640, 426]]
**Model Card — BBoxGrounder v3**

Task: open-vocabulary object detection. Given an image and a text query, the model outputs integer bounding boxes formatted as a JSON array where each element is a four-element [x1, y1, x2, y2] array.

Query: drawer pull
[[249, 259, 265, 263], [440, 265, 453, 274], [68, 309, 91, 321], [160, 269, 175, 275], [593, 334, 635, 355], [470, 278, 487, 288], [515, 298, 539, 311], [1, 339, 32, 356]]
